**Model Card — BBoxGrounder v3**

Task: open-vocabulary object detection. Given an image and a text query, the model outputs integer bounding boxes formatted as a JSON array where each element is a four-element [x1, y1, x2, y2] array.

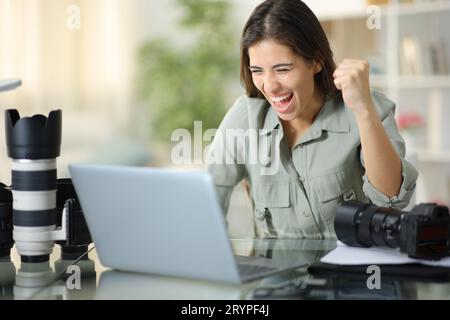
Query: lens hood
[[5, 109, 61, 159]]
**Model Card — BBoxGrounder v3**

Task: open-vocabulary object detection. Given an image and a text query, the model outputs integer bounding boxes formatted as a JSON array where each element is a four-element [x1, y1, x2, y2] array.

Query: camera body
[[0, 183, 13, 257], [335, 201, 450, 260], [400, 203, 450, 260], [55, 179, 92, 260], [0, 179, 92, 259]]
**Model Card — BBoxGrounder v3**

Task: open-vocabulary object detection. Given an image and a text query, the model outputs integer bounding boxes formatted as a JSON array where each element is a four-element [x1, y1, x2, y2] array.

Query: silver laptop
[[69, 164, 306, 284]]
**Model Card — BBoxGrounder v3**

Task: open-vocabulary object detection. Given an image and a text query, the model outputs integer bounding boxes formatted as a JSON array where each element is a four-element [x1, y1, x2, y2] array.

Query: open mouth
[[271, 93, 294, 113]]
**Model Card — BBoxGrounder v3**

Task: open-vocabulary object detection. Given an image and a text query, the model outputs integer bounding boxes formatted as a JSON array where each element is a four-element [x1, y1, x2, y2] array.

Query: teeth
[[271, 93, 292, 103]]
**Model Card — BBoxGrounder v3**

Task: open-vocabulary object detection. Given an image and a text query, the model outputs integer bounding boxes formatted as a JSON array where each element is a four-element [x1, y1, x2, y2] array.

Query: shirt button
[[303, 210, 310, 217], [298, 175, 305, 183]]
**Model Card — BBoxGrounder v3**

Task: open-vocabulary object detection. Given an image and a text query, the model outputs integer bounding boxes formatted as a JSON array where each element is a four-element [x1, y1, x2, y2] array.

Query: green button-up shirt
[[207, 90, 418, 239]]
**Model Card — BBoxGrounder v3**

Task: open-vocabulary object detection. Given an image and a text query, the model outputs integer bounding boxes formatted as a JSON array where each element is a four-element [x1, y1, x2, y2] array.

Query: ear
[[313, 60, 323, 74]]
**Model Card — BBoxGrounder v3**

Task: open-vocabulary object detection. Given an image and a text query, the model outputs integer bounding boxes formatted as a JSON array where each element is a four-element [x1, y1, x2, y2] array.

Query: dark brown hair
[[240, 0, 337, 99]]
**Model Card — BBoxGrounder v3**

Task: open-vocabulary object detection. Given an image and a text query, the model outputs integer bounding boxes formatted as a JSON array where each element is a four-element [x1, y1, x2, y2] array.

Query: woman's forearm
[[355, 101, 402, 198]]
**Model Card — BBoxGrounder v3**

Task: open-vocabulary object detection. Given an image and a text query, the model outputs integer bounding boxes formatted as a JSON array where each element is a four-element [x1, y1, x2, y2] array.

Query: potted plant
[[136, 0, 238, 163]]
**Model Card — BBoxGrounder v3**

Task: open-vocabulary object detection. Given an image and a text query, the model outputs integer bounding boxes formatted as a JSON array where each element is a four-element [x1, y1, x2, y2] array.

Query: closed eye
[[249, 68, 262, 74], [274, 63, 294, 73], [275, 68, 291, 73]]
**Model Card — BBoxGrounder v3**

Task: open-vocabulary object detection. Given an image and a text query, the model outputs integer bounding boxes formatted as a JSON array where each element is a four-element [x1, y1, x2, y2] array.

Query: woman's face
[[248, 39, 322, 122]]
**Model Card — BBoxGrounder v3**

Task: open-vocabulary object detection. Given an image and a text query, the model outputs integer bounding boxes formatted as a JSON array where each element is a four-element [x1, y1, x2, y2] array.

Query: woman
[[207, 0, 418, 239]]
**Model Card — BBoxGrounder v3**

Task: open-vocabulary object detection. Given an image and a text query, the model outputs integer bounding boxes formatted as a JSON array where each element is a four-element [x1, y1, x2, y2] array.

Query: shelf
[[371, 75, 450, 89], [315, 0, 450, 21], [316, 10, 368, 21], [303, 0, 367, 21], [411, 148, 450, 163], [387, 0, 450, 16]]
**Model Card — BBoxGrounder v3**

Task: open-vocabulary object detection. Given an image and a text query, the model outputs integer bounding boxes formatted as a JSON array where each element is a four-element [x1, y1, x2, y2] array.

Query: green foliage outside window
[[136, 0, 238, 144]]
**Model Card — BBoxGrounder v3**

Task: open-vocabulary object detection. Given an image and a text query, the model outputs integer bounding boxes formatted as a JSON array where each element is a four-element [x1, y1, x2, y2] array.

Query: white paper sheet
[[320, 242, 450, 267]]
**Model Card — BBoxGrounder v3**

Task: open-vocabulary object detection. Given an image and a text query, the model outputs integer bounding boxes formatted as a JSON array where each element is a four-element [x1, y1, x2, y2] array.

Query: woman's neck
[[282, 91, 324, 132]]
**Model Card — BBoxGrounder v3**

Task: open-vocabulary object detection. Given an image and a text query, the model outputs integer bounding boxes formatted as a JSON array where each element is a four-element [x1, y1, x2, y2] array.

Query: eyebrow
[[249, 63, 294, 70]]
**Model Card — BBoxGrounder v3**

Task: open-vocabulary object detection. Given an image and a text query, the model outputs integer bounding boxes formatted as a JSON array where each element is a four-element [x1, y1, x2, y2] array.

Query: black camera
[[0, 183, 13, 257], [335, 201, 450, 260], [55, 178, 92, 260], [0, 179, 92, 259]]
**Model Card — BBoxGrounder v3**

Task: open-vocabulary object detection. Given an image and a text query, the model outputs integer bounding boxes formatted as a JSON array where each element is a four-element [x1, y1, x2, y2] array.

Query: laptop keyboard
[[237, 263, 280, 278]]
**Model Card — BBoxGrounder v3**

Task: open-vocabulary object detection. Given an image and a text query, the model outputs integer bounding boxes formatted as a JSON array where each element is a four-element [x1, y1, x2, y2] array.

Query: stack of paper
[[320, 242, 450, 268]]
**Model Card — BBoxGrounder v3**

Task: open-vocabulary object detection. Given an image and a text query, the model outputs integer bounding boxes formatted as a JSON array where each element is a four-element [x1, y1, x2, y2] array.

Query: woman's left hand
[[333, 59, 374, 116]]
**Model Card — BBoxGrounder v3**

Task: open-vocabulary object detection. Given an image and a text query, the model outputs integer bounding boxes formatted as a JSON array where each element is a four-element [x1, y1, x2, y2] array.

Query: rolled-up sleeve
[[362, 157, 418, 209], [360, 96, 419, 209]]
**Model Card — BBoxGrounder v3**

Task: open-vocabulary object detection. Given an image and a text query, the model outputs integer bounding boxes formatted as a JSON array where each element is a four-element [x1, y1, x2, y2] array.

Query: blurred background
[[1, 0, 450, 237]]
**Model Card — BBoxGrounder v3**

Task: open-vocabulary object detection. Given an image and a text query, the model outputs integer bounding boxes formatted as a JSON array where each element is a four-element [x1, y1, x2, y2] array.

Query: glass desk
[[2, 239, 450, 300]]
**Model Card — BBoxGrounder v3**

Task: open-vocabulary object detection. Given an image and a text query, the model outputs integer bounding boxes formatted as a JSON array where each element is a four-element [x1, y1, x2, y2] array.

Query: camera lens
[[334, 200, 402, 249], [5, 109, 61, 263]]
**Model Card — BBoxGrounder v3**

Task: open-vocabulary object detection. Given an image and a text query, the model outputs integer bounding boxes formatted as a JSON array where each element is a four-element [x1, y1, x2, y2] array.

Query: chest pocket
[[312, 165, 356, 228], [253, 181, 290, 209], [252, 181, 291, 237]]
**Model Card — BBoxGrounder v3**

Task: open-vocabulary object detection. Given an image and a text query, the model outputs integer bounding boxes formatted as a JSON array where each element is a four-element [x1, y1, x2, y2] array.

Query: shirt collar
[[319, 95, 350, 133], [259, 95, 350, 137], [259, 100, 281, 136]]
